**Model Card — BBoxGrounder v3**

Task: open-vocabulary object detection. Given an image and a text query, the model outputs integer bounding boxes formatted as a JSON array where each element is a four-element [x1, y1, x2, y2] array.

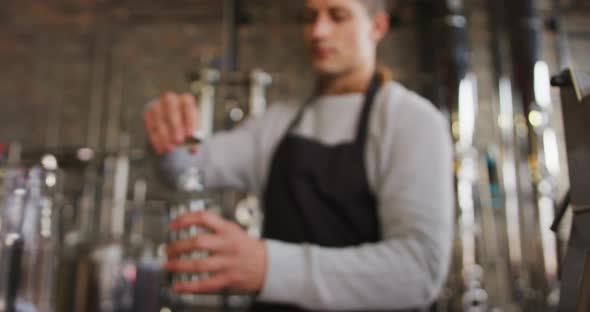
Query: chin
[[311, 61, 343, 77]]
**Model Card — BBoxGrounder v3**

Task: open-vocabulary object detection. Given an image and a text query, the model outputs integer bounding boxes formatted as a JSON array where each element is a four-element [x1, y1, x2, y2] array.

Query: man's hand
[[143, 92, 199, 155], [165, 211, 267, 294]]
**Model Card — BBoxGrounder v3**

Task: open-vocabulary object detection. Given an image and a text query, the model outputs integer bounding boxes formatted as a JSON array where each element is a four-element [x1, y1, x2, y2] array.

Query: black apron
[[250, 75, 422, 312]]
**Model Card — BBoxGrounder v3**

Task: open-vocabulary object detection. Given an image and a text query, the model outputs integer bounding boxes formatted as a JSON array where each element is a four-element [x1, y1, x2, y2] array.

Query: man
[[143, 0, 454, 311]]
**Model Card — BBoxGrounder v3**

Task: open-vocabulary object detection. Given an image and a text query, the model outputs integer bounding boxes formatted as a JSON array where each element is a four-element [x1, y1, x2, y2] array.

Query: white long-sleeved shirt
[[158, 81, 454, 310]]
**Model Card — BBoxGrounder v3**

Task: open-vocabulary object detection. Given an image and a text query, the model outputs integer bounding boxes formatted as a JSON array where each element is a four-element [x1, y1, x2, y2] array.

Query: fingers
[[143, 108, 161, 153], [145, 103, 171, 154], [162, 93, 184, 144], [165, 213, 263, 294], [180, 93, 199, 137], [166, 234, 228, 257], [169, 211, 234, 233], [143, 92, 199, 155], [165, 256, 229, 274], [172, 273, 231, 294]]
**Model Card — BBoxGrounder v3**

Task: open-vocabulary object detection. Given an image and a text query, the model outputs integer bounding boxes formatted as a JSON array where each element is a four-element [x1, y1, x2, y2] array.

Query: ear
[[372, 12, 390, 42]]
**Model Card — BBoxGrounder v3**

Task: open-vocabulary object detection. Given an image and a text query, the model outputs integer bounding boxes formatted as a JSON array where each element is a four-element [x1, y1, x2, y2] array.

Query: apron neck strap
[[354, 73, 382, 146], [287, 73, 382, 138]]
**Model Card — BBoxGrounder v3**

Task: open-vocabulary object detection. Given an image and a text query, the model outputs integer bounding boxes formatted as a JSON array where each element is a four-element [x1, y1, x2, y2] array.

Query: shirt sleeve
[[258, 91, 454, 310], [157, 108, 270, 194]]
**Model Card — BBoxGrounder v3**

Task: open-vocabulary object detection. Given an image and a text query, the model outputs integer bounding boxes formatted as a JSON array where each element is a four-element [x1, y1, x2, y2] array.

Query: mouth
[[312, 46, 336, 60]]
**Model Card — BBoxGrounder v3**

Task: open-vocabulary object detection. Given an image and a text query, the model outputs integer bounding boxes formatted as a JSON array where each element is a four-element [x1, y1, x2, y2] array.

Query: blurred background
[[0, 0, 589, 311]]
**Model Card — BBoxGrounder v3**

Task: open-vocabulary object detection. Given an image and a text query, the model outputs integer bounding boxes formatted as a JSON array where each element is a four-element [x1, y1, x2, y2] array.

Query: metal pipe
[[414, 0, 438, 108], [190, 68, 220, 140], [248, 69, 272, 118], [223, 0, 239, 72], [7, 142, 21, 167], [552, 68, 590, 311], [42, 37, 63, 151], [428, 1, 493, 310], [551, 0, 573, 70], [86, 21, 110, 153], [487, 0, 528, 308], [507, 1, 561, 308], [104, 61, 126, 153]]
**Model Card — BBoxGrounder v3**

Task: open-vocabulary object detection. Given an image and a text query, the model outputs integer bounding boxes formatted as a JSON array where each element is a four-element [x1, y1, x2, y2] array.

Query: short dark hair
[[360, 0, 387, 16]]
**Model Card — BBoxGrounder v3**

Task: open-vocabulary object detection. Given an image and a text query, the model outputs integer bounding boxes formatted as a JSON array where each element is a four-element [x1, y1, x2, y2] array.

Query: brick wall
[[0, 0, 588, 187], [0, 0, 419, 152]]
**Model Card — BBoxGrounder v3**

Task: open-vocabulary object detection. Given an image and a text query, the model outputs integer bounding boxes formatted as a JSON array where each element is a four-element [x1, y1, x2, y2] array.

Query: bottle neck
[[177, 166, 206, 193]]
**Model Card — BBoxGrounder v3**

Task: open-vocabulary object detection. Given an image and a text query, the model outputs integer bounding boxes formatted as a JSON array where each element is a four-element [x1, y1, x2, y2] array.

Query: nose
[[310, 13, 332, 39]]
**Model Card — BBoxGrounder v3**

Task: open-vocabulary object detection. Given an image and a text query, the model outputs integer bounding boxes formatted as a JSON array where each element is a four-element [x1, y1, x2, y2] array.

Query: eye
[[329, 8, 352, 23], [301, 9, 318, 24]]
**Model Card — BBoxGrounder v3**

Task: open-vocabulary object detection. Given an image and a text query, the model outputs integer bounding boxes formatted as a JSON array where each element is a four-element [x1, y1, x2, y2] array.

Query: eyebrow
[[302, 4, 353, 14]]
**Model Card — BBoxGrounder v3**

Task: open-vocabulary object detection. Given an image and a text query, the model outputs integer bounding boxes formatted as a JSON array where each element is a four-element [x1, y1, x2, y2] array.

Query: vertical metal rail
[[86, 18, 110, 154], [487, 0, 528, 309], [429, 1, 492, 310], [248, 70, 272, 117], [552, 68, 590, 312], [42, 35, 64, 151], [222, 0, 239, 72], [414, 0, 439, 110], [504, 1, 562, 308]]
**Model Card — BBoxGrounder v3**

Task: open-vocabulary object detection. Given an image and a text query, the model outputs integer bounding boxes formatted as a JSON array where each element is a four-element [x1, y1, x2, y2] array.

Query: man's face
[[303, 0, 380, 76]]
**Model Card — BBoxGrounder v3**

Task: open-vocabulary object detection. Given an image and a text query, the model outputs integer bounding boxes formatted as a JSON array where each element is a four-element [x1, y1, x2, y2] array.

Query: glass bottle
[[0, 167, 26, 312], [15, 167, 60, 312], [168, 165, 220, 307]]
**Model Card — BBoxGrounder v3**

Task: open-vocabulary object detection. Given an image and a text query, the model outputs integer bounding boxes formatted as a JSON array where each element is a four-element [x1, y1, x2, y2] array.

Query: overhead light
[[458, 73, 477, 149], [528, 110, 544, 128], [41, 154, 58, 170], [543, 129, 561, 178], [77, 147, 94, 162], [534, 61, 552, 109]]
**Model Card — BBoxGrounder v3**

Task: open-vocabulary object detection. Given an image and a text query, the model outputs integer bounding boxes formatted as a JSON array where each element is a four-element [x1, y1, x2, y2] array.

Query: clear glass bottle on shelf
[[0, 166, 27, 312], [109, 178, 166, 312], [14, 166, 60, 312]]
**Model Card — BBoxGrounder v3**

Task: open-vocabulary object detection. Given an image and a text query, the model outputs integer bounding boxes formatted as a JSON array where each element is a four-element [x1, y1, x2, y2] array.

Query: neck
[[316, 63, 375, 95]]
